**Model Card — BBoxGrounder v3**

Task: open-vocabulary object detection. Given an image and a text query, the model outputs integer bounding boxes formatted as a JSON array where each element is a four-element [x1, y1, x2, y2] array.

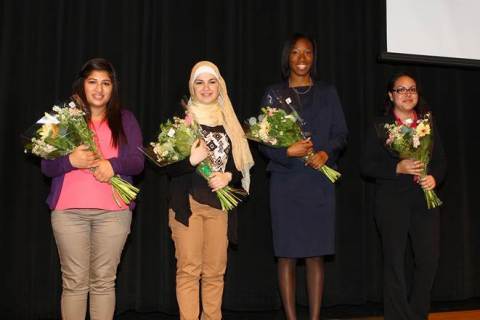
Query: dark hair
[[72, 58, 125, 147], [281, 33, 317, 80], [383, 71, 429, 116]]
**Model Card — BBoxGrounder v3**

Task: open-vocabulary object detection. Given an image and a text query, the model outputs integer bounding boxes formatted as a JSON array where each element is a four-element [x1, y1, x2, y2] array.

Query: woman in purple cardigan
[[41, 58, 144, 320]]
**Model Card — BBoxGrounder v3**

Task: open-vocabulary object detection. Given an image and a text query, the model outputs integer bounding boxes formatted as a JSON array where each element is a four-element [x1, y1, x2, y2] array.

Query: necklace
[[292, 85, 312, 95], [289, 79, 313, 95]]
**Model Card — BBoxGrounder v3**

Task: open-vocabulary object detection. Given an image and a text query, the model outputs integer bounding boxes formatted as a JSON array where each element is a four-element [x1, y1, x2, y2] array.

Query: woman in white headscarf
[[166, 61, 253, 320]]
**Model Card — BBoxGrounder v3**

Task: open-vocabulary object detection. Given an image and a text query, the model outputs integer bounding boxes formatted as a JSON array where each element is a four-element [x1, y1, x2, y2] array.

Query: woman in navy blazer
[[260, 33, 348, 320]]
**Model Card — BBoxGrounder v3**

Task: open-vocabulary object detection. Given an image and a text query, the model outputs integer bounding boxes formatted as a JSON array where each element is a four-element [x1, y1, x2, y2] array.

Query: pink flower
[[184, 112, 193, 126], [386, 133, 394, 145]]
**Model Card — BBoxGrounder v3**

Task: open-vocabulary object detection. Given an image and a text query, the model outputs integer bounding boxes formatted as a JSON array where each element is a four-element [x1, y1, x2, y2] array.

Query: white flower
[[167, 128, 176, 137], [68, 107, 84, 117], [413, 135, 420, 148], [152, 144, 161, 155], [248, 117, 257, 126], [404, 118, 413, 126], [31, 138, 57, 157], [285, 115, 296, 122], [68, 101, 76, 108], [258, 122, 271, 142]]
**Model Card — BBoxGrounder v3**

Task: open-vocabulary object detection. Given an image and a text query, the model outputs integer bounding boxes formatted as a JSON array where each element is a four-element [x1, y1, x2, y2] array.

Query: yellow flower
[[38, 123, 59, 140], [416, 122, 430, 138]]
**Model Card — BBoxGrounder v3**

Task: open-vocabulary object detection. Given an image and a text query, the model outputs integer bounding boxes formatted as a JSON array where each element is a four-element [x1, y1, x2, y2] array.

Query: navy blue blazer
[[259, 81, 348, 177]]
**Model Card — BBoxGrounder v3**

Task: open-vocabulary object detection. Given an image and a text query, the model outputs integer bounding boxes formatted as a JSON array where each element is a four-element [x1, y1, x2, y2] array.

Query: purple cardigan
[[41, 109, 144, 210]]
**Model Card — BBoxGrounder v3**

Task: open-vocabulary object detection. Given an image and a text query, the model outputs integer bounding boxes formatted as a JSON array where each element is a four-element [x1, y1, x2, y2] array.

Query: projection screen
[[380, 0, 480, 67]]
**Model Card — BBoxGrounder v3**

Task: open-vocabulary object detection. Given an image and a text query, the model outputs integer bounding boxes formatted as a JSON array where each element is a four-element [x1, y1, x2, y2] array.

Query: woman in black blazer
[[361, 72, 446, 320]]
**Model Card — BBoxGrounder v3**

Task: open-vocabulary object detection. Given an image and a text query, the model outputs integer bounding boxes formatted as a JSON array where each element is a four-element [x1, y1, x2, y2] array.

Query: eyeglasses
[[391, 87, 417, 95]]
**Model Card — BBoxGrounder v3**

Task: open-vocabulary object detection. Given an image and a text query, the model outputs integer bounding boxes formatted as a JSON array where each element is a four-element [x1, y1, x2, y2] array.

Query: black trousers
[[374, 187, 440, 320]]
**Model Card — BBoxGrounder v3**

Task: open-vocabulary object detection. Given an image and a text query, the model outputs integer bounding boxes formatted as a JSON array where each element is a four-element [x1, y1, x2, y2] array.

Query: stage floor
[[116, 308, 480, 320], [350, 310, 480, 320], [114, 299, 480, 320]]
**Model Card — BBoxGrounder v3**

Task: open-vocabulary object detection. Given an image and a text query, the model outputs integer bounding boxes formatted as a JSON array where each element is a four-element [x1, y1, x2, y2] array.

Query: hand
[[208, 172, 232, 192], [306, 151, 329, 169], [92, 159, 114, 183], [418, 175, 436, 191], [69, 145, 97, 169], [396, 159, 424, 176], [287, 139, 313, 158], [189, 139, 210, 166]]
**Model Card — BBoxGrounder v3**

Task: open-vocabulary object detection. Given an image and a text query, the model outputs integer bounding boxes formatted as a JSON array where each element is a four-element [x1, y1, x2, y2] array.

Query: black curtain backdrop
[[1, 0, 479, 319]]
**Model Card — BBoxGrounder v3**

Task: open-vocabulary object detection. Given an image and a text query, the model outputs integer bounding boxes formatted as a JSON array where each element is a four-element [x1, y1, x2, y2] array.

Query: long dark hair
[[72, 58, 125, 147], [383, 71, 429, 116], [281, 33, 318, 80]]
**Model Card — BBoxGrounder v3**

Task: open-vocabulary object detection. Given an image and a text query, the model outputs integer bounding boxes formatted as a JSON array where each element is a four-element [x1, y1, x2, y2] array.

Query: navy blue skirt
[[270, 171, 335, 258]]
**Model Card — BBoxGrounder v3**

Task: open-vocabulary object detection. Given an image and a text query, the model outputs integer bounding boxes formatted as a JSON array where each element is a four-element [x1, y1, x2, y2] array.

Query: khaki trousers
[[169, 197, 228, 320], [51, 209, 131, 320]]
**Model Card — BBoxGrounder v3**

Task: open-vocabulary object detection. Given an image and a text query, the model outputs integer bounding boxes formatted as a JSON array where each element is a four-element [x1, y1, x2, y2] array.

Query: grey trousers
[[51, 209, 131, 320]]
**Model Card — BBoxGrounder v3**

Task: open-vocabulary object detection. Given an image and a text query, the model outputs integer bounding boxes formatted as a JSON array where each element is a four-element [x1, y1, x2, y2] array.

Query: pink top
[[55, 119, 128, 210]]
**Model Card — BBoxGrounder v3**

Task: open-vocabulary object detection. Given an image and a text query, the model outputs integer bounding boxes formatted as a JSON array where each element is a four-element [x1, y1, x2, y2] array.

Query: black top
[[166, 125, 243, 243]]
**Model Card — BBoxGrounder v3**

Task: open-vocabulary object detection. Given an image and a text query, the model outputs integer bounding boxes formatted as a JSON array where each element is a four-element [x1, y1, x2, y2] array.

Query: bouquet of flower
[[245, 106, 341, 182], [24, 98, 140, 206], [144, 113, 246, 211], [245, 106, 303, 146], [145, 116, 199, 166], [381, 112, 442, 209]]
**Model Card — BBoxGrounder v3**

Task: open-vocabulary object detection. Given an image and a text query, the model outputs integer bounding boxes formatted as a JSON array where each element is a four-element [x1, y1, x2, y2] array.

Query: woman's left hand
[[418, 175, 436, 191], [306, 151, 329, 169], [92, 159, 115, 183], [208, 172, 232, 192]]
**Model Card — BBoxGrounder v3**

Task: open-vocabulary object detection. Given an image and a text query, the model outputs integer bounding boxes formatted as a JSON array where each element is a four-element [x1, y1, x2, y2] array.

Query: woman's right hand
[[189, 139, 210, 166], [396, 159, 424, 176], [69, 145, 97, 169], [287, 139, 313, 158]]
